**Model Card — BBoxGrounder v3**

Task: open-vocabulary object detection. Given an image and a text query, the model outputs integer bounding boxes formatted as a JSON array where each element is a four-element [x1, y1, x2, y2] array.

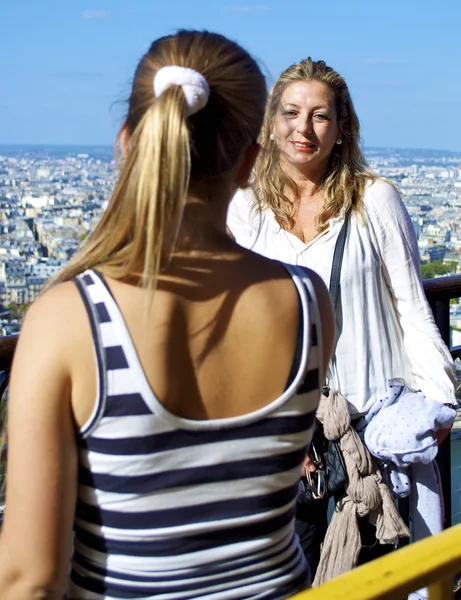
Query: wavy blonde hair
[[253, 57, 374, 231], [47, 30, 266, 289]]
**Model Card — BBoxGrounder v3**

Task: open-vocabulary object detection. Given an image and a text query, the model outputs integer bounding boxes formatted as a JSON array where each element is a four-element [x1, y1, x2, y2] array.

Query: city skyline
[[2, 143, 461, 161], [2, 0, 461, 151], [1, 143, 461, 336]]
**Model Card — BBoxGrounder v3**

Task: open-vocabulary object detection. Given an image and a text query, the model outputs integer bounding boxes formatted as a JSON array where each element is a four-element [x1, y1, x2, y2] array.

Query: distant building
[[5, 278, 27, 305], [26, 275, 48, 302], [427, 246, 447, 263]]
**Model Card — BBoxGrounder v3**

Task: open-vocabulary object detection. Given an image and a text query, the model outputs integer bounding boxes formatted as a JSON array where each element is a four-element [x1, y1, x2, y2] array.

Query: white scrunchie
[[153, 66, 210, 116]]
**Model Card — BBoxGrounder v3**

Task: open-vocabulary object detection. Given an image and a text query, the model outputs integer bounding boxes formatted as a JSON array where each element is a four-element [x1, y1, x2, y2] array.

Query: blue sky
[[2, 0, 461, 151]]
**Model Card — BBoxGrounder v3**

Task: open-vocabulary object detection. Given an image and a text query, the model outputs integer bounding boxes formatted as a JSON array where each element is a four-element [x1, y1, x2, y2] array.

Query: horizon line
[[0, 143, 461, 155]]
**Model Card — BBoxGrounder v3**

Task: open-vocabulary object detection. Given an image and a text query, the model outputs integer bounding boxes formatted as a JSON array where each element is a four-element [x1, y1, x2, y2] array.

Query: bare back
[[0, 244, 334, 600], [67, 248, 333, 427]]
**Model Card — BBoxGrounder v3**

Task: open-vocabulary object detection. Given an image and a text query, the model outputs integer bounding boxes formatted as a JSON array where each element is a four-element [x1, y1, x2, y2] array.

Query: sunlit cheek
[[275, 123, 290, 141], [318, 127, 336, 149]]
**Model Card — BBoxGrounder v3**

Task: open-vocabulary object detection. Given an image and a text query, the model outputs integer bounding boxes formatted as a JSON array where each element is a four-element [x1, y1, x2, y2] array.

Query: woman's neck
[[280, 157, 328, 199], [174, 193, 236, 255]]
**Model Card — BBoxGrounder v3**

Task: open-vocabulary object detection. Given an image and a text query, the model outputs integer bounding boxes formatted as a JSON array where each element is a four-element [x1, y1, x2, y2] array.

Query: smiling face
[[272, 80, 340, 178]]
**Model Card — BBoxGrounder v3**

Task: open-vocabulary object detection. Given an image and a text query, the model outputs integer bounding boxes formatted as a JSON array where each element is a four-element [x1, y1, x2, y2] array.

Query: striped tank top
[[68, 265, 322, 600]]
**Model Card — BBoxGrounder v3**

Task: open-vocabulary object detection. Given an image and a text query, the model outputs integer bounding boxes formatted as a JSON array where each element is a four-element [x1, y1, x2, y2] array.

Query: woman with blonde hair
[[0, 34, 334, 599], [228, 57, 457, 578]]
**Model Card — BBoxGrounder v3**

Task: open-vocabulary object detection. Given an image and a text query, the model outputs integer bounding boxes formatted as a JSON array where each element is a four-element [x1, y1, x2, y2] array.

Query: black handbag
[[297, 214, 350, 504]]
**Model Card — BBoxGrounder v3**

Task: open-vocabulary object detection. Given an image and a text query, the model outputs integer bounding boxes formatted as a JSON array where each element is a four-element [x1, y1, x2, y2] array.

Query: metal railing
[[423, 274, 461, 527], [290, 522, 461, 599]]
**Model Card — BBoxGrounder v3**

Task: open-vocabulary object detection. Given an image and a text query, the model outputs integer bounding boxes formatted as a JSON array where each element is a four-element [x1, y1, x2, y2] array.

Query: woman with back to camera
[[0, 33, 335, 599], [228, 57, 457, 580]]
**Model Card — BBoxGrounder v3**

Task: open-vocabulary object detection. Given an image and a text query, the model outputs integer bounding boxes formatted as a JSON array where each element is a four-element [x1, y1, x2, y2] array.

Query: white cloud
[[224, 5, 272, 13], [80, 9, 111, 20]]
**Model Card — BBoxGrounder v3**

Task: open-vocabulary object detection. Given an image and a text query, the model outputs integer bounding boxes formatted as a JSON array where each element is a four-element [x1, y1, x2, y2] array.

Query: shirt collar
[[281, 214, 345, 253]]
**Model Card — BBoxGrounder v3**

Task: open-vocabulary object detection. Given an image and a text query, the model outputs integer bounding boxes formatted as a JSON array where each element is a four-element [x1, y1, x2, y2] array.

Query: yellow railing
[[290, 523, 461, 599]]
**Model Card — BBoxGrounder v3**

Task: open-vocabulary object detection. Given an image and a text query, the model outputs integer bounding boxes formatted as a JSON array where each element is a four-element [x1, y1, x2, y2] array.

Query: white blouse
[[227, 179, 457, 416]]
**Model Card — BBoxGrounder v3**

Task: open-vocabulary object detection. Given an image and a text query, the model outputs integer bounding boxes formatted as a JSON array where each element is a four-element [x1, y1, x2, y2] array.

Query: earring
[[269, 134, 275, 140], [336, 139, 342, 145]]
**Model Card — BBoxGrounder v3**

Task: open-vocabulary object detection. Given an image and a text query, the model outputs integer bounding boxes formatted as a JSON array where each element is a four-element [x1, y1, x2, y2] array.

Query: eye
[[282, 110, 298, 117], [314, 113, 329, 121]]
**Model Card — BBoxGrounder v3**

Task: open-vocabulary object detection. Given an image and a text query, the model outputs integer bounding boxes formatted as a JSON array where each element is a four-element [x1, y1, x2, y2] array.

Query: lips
[[291, 141, 316, 152]]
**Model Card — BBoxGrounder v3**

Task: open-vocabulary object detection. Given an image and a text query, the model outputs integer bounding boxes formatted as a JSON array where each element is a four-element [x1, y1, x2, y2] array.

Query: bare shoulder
[[14, 280, 90, 370], [24, 280, 85, 332], [237, 252, 328, 299], [239, 251, 297, 290], [236, 256, 332, 340], [231, 253, 301, 332]]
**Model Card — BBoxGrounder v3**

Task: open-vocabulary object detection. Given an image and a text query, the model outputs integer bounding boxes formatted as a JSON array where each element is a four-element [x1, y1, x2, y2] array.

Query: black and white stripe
[[68, 266, 321, 599]]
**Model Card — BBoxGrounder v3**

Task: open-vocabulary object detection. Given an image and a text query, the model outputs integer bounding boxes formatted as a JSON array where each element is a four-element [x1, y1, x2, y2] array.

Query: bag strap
[[329, 212, 350, 311], [324, 213, 350, 390]]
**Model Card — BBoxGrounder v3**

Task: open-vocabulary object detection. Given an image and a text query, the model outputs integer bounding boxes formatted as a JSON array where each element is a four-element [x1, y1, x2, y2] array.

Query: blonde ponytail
[[115, 85, 190, 289], [44, 31, 266, 289], [47, 86, 190, 290]]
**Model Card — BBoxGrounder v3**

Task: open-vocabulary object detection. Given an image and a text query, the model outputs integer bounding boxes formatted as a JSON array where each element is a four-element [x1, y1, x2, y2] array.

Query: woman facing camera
[[0, 34, 335, 599], [228, 57, 457, 580]]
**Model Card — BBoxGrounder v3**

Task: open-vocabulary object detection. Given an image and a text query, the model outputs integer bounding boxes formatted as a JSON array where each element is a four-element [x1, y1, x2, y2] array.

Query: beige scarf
[[313, 389, 410, 586]]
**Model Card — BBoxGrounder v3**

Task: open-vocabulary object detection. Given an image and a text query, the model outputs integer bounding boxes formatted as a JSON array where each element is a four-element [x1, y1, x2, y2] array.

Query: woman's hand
[[435, 427, 452, 445], [303, 454, 318, 473]]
